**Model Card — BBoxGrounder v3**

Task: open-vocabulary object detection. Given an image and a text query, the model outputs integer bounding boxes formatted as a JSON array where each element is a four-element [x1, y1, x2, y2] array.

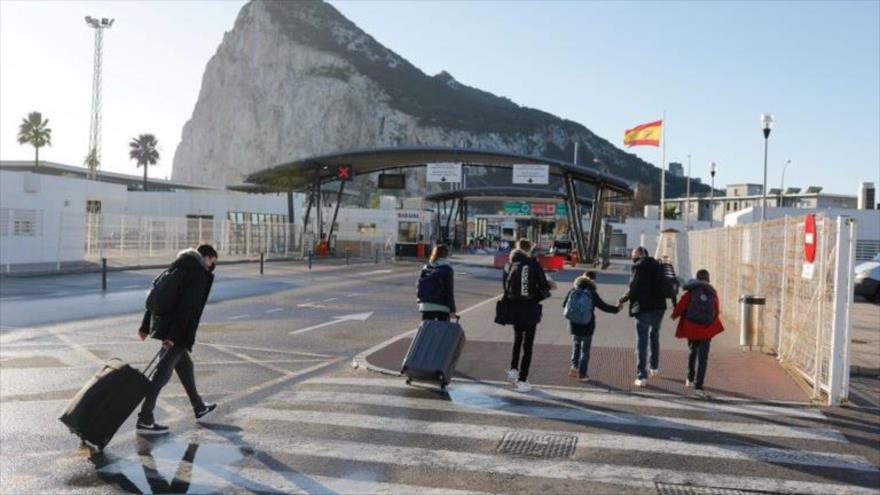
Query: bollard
[[345, 248, 350, 265], [101, 257, 107, 291], [260, 252, 264, 275], [374, 247, 379, 264], [308, 249, 313, 270]]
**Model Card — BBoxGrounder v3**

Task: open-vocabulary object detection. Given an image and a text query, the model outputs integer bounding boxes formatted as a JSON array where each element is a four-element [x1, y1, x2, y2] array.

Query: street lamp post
[[780, 159, 791, 207], [685, 154, 692, 230], [760, 113, 774, 221], [709, 162, 717, 228]]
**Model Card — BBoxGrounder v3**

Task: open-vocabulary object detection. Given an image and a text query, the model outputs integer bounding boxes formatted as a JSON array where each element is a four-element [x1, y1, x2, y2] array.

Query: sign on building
[[531, 203, 556, 216], [503, 202, 530, 215], [426, 163, 462, 183], [512, 164, 549, 185]]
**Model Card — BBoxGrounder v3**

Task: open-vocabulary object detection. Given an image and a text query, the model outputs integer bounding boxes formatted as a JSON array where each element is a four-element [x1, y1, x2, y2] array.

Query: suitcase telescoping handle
[[142, 348, 167, 379]]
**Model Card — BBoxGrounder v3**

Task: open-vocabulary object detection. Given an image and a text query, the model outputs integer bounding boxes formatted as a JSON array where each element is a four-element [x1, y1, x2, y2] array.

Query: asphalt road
[[1, 259, 878, 494]]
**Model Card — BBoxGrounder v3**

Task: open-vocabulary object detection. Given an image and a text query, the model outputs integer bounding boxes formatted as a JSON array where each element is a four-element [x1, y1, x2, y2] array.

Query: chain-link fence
[[657, 214, 857, 405], [1, 211, 400, 273]]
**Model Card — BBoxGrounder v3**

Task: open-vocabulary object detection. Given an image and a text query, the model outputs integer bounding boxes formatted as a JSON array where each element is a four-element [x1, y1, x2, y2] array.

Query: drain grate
[[656, 483, 791, 495], [496, 431, 577, 458]]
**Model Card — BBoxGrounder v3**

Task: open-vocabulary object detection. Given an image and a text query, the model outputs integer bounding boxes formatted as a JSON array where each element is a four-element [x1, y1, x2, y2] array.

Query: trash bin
[[739, 295, 766, 348]]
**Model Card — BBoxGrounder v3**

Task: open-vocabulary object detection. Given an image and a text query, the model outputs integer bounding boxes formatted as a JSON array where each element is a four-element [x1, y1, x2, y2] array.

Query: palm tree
[[84, 148, 100, 177], [129, 134, 159, 191], [17, 111, 52, 167]]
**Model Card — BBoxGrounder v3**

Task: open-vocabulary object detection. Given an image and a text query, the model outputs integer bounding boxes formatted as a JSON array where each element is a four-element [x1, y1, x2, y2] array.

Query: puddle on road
[[92, 437, 254, 494], [447, 386, 515, 410]]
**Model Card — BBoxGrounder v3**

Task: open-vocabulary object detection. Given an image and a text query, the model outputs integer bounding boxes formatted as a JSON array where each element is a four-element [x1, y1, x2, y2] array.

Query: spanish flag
[[624, 120, 663, 147]]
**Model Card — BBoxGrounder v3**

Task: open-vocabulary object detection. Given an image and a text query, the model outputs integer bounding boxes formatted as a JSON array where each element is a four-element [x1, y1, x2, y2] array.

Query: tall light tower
[[84, 16, 114, 180]]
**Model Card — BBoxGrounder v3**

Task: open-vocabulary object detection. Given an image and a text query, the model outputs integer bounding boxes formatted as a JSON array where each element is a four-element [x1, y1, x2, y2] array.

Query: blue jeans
[[635, 310, 665, 379], [570, 333, 594, 378]]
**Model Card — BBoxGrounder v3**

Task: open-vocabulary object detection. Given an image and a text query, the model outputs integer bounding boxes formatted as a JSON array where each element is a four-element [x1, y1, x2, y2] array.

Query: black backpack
[[145, 268, 183, 315], [505, 259, 548, 301], [417, 265, 446, 304], [685, 284, 718, 325], [658, 262, 679, 299]]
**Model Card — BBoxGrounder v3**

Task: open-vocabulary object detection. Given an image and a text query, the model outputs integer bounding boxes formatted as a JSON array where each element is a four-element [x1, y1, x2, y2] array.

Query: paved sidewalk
[[366, 256, 811, 403]]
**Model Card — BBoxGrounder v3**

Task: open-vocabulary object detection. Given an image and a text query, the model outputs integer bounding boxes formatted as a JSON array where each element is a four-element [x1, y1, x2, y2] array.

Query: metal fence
[[656, 214, 857, 405]]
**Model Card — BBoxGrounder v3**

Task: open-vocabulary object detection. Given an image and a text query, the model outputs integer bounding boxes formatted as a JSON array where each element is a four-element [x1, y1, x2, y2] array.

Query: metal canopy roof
[[245, 146, 634, 195], [425, 186, 593, 206]]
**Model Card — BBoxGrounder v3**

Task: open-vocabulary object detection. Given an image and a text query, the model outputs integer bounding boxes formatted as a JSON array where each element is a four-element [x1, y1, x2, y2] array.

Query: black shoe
[[136, 421, 170, 435], [195, 403, 217, 421]]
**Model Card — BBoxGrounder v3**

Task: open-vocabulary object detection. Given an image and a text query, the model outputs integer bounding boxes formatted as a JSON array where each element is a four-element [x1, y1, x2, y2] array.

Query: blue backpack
[[564, 288, 594, 325], [417, 265, 446, 304]]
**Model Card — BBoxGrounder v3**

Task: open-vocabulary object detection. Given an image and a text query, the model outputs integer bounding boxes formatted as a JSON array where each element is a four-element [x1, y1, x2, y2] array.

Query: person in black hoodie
[[618, 246, 668, 387], [136, 244, 218, 435], [502, 239, 555, 393], [562, 271, 619, 382]]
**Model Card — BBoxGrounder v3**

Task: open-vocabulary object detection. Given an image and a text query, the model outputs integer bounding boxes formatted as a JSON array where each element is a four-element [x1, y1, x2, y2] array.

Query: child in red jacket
[[671, 269, 724, 398]]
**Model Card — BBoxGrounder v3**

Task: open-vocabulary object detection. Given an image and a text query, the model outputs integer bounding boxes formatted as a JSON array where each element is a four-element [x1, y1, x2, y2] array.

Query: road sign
[[336, 165, 353, 181], [556, 203, 568, 216], [503, 202, 530, 215], [426, 163, 462, 183], [512, 164, 549, 185]]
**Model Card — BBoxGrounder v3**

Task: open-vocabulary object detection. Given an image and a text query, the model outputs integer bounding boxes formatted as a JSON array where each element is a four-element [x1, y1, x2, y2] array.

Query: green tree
[[663, 204, 679, 220], [84, 148, 100, 176], [16, 111, 52, 167], [129, 134, 160, 192]]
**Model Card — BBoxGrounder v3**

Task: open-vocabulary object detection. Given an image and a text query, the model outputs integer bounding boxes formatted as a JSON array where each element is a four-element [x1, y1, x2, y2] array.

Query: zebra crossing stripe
[[238, 435, 879, 495], [302, 377, 826, 419], [232, 468, 493, 495], [234, 408, 877, 472], [275, 390, 848, 442]]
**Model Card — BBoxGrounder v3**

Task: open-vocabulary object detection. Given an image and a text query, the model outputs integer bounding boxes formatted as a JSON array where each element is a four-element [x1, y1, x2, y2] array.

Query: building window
[[358, 223, 376, 234], [398, 221, 419, 243], [1, 209, 42, 237]]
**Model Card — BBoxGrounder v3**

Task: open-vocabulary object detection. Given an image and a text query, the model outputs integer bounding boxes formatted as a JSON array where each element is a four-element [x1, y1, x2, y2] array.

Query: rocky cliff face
[[172, 0, 700, 200]]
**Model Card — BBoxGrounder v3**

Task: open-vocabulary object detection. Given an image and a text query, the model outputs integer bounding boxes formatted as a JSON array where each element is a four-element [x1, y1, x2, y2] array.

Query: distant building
[[668, 162, 684, 177], [665, 183, 857, 224], [858, 182, 876, 210]]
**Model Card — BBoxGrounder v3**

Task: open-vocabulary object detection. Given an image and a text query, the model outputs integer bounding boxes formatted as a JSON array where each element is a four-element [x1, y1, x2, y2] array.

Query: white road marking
[[297, 302, 326, 308], [303, 377, 826, 419], [227, 314, 250, 320], [235, 408, 877, 472], [322, 297, 338, 302], [231, 468, 494, 495], [276, 390, 847, 442], [359, 269, 393, 276], [239, 436, 878, 495], [122, 285, 140, 289], [289, 312, 373, 336], [266, 308, 285, 314]]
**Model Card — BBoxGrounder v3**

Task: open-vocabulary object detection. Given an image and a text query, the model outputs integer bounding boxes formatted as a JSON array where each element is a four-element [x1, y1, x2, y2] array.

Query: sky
[[1, 0, 878, 195]]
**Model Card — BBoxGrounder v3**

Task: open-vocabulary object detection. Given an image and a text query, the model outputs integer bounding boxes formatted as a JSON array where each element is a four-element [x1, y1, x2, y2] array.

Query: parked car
[[854, 253, 880, 303], [549, 238, 572, 258]]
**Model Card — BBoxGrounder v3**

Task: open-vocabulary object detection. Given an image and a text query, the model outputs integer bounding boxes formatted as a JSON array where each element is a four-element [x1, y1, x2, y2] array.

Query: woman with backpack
[[562, 271, 620, 382], [417, 245, 456, 321], [671, 269, 724, 398]]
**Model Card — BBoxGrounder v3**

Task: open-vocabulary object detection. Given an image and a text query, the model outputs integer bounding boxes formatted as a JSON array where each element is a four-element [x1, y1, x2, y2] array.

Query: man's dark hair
[[696, 269, 710, 282], [585, 270, 597, 280], [197, 244, 218, 259]]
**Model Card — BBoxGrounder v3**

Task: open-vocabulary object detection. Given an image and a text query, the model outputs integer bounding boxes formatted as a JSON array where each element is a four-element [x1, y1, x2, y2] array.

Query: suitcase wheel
[[440, 382, 447, 391], [405, 378, 412, 385]]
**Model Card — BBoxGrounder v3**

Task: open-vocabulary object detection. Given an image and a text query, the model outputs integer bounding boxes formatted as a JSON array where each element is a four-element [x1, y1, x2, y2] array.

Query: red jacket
[[672, 284, 724, 341]]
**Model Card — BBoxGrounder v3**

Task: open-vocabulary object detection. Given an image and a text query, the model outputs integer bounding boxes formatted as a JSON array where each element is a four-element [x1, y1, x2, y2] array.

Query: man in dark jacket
[[502, 239, 555, 393], [618, 246, 667, 387], [136, 244, 218, 434]]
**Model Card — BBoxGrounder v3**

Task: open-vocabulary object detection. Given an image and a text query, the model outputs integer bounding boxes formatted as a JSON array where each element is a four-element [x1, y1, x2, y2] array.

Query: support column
[[564, 174, 588, 261], [327, 180, 345, 244], [287, 189, 296, 253], [587, 185, 606, 262]]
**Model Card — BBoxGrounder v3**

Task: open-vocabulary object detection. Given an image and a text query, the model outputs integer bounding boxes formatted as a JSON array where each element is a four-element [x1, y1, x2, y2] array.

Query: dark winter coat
[[140, 248, 214, 351], [501, 249, 552, 326], [417, 260, 456, 313], [562, 276, 620, 336], [672, 279, 724, 341], [619, 255, 667, 316]]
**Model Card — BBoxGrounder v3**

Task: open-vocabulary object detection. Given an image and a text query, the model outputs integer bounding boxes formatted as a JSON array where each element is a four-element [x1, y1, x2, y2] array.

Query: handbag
[[494, 298, 512, 325]]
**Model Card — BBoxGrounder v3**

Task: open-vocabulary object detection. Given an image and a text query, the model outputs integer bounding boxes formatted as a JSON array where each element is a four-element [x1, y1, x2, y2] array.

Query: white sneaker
[[634, 378, 647, 387], [515, 381, 532, 392], [685, 379, 695, 388], [649, 368, 660, 377], [694, 389, 708, 399], [506, 369, 519, 383]]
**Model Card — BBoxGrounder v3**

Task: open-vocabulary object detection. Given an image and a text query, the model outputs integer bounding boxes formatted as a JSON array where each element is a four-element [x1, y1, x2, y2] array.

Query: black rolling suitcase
[[401, 319, 465, 390], [59, 350, 163, 451]]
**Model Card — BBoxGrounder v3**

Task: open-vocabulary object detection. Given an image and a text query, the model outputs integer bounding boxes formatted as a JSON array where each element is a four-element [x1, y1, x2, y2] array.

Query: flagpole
[[659, 110, 667, 232]]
